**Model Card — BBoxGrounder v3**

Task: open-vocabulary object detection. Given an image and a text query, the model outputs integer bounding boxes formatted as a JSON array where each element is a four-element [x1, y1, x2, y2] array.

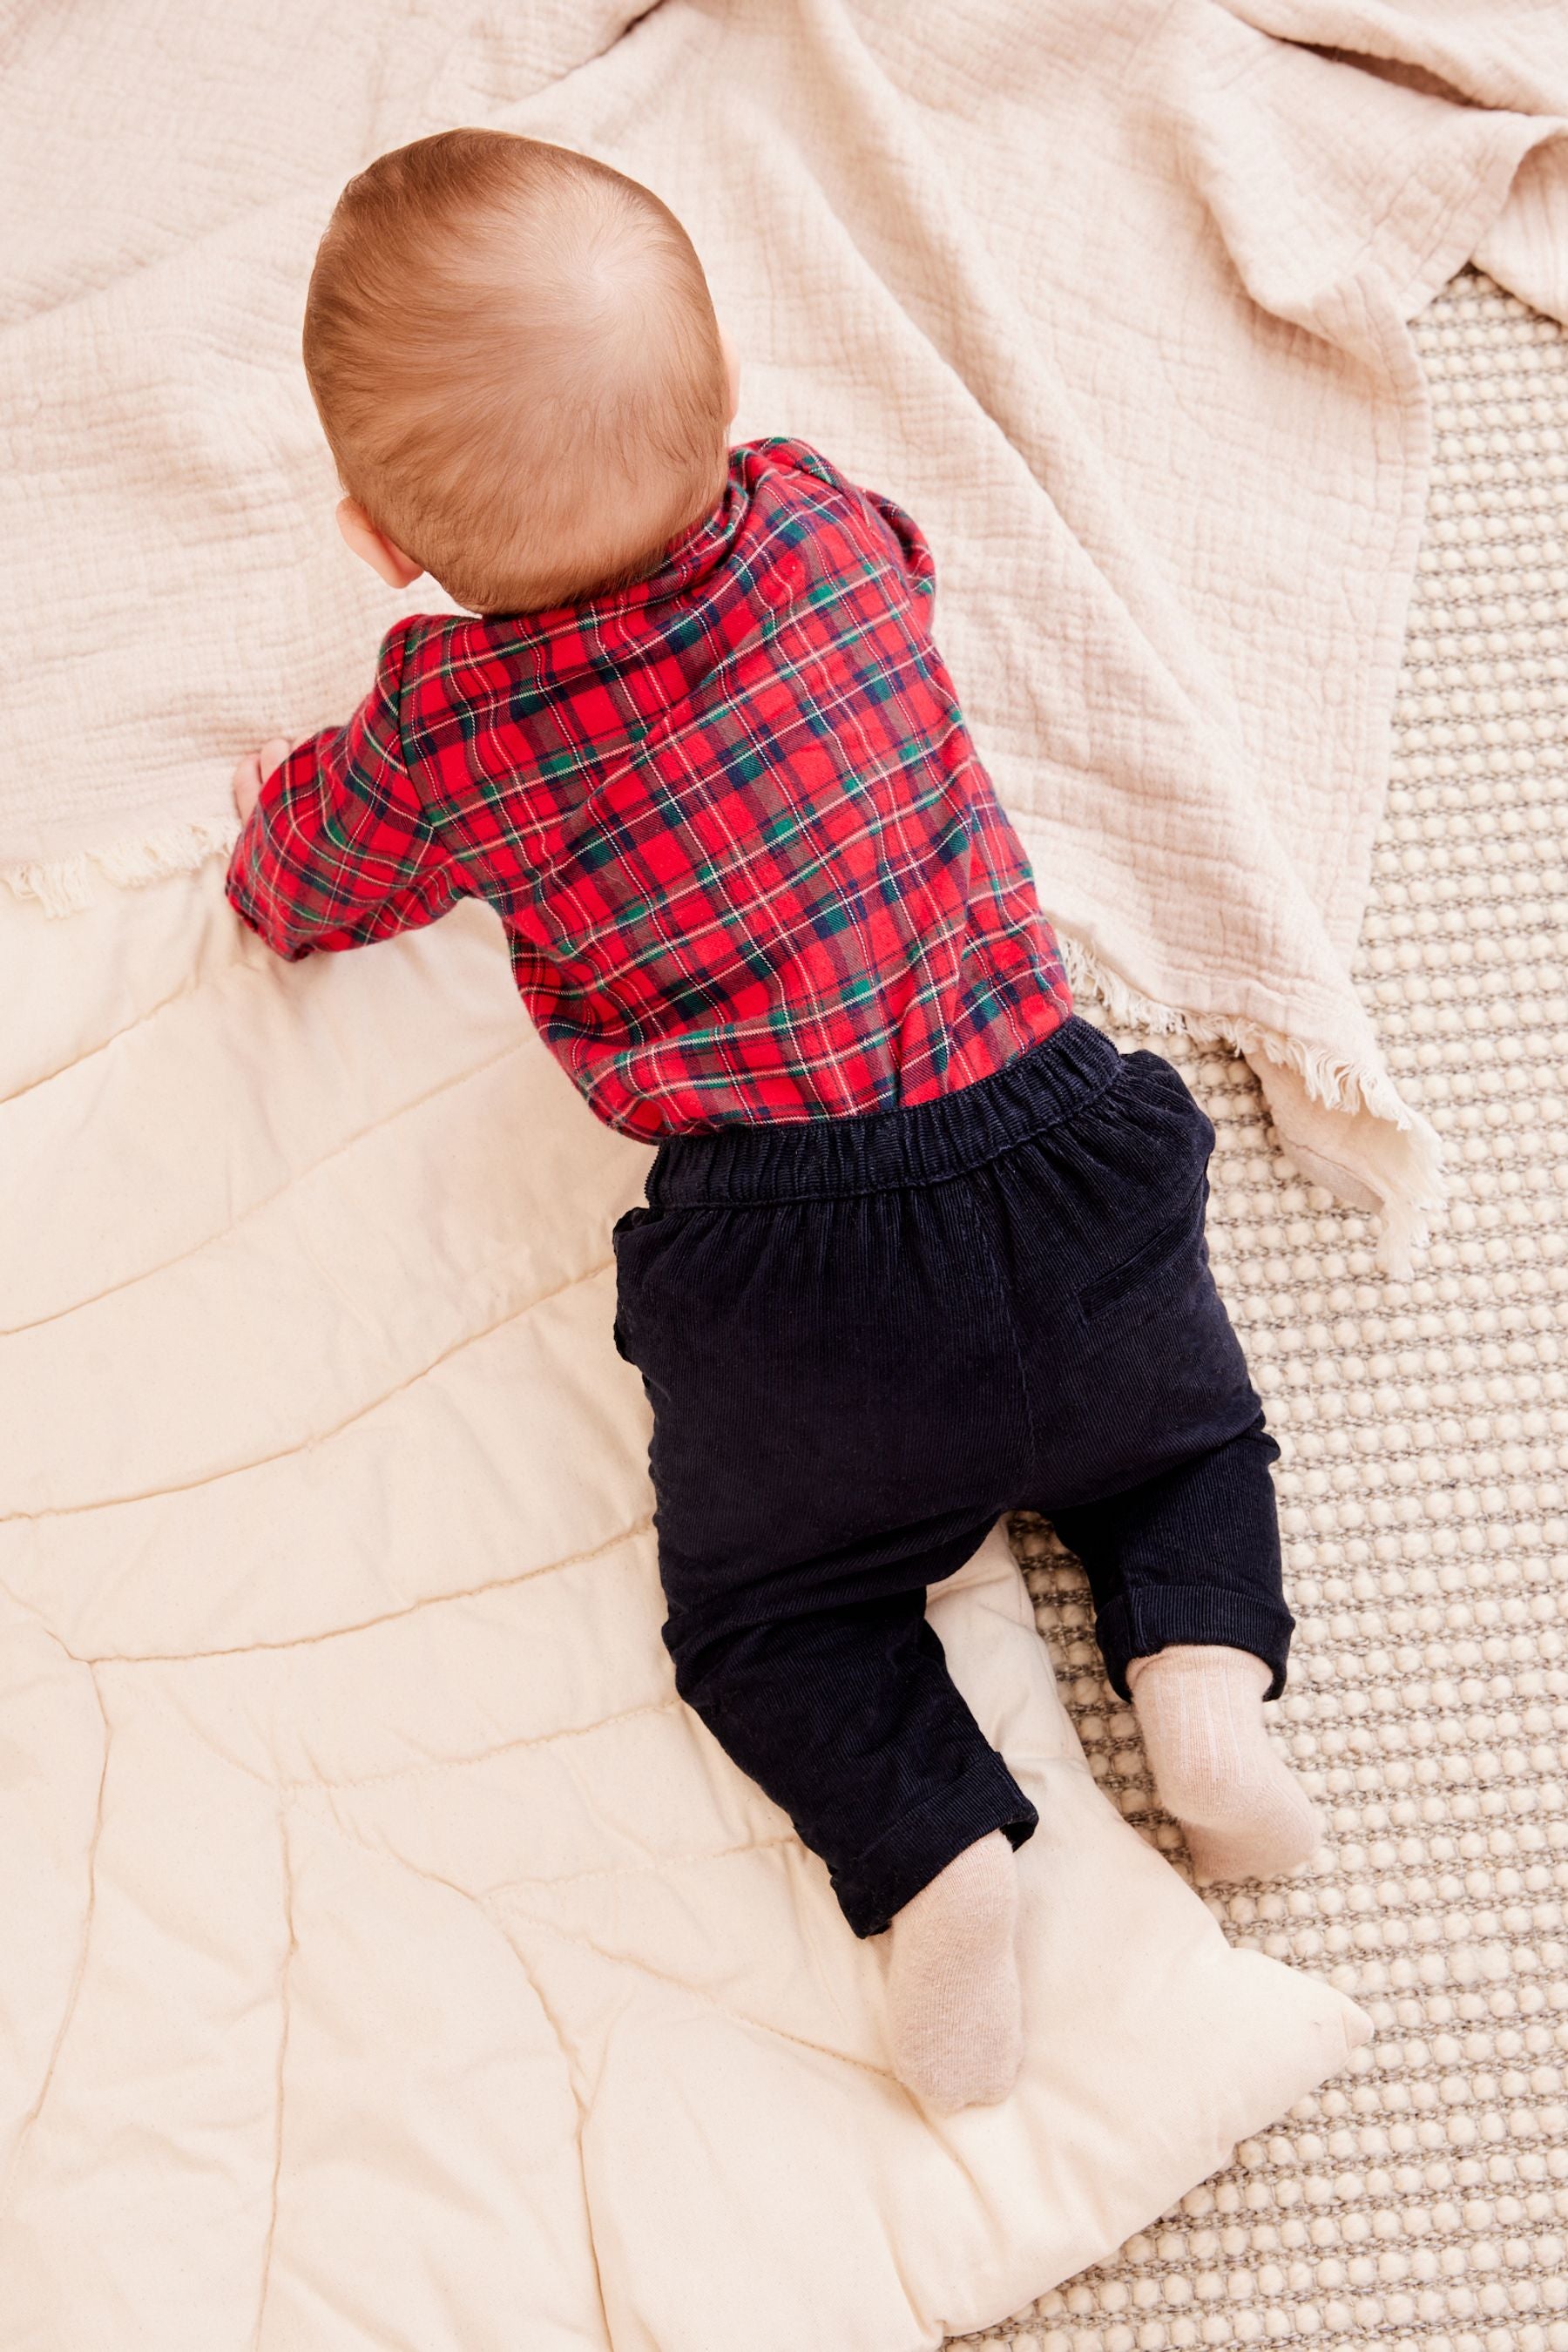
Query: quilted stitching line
[[250, 1805, 296, 2352], [2, 969, 205, 1108], [279, 1801, 616, 2336], [282, 1794, 889, 2092], [289, 1781, 805, 1901], [267, 1796, 616, 2333], [285, 1691, 686, 1793], [0, 1513, 653, 1666], [470, 1829, 805, 1901], [0, 1253, 618, 1523], [1, 1037, 528, 1337], [0, 1658, 109, 2234], [487, 1900, 908, 2096]]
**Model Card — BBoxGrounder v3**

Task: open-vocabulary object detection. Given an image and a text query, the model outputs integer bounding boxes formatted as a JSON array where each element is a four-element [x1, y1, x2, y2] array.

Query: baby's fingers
[[231, 750, 262, 821], [232, 737, 292, 824]]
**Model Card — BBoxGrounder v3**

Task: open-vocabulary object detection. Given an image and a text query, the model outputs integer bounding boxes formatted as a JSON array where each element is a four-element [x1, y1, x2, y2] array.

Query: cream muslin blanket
[[4, 0, 1568, 1243], [0, 1, 1563, 2344]]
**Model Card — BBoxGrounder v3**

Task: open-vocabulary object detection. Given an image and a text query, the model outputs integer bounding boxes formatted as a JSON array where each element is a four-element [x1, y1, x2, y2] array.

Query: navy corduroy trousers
[[612, 1017, 1291, 1936]]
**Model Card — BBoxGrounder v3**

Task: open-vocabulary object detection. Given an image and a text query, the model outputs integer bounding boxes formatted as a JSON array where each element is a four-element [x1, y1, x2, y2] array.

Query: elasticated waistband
[[645, 1015, 1120, 1206]]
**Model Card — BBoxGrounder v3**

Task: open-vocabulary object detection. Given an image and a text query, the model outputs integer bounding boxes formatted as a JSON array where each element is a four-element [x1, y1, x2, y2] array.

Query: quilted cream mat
[[956, 271, 1568, 2351]]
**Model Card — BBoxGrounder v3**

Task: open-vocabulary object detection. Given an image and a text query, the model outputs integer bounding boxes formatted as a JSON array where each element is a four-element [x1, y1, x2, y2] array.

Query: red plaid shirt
[[228, 438, 1071, 1139]]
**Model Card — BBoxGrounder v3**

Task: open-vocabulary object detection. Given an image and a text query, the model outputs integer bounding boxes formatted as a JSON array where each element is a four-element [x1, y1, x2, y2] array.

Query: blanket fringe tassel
[[1, 819, 241, 919], [1057, 935, 1444, 1279]]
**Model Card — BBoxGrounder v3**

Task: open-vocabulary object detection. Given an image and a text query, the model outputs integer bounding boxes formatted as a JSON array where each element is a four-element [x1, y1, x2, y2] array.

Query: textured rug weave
[[956, 268, 1568, 2351]]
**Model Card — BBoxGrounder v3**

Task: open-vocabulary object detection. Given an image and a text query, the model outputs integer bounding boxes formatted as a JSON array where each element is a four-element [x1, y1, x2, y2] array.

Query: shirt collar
[[603, 456, 747, 614]]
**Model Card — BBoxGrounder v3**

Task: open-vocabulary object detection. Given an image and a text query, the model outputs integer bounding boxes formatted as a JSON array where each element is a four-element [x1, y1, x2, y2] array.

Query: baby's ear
[[719, 327, 740, 427], [335, 498, 423, 590]]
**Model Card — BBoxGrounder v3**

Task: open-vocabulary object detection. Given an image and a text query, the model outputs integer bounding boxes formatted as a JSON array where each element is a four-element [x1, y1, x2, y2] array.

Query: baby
[[230, 129, 1321, 2113]]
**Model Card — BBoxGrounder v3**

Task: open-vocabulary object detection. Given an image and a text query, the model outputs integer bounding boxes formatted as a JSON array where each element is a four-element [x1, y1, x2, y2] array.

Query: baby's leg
[[1051, 1421, 1321, 1883], [662, 1561, 1032, 2112], [612, 1100, 1055, 2112], [886, 1828, 1021, 2110], [1125, 1644, 1321, 1882]]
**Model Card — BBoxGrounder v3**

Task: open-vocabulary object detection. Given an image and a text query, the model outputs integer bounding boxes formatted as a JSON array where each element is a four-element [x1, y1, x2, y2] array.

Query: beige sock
[[885, 1830, 1023, 2112], [1127, 1644, 1322, 1885]]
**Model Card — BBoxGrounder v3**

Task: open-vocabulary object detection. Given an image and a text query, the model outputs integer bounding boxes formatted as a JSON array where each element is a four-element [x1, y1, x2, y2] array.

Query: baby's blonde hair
[[303, 131, 730, 613]]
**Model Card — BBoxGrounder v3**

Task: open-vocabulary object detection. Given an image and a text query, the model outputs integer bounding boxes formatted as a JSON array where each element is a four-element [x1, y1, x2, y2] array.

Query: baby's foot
[[886, 1830, 1022, 2112], [1128, 1644, 1322, 1885]]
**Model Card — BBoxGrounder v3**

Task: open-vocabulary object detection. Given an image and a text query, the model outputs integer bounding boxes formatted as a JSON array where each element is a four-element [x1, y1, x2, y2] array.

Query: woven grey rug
[[954, 269, 1568, 2352]]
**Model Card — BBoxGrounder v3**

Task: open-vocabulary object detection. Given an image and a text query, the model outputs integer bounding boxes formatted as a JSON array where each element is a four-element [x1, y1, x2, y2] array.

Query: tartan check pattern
[[227, 437, 1071, 1139]]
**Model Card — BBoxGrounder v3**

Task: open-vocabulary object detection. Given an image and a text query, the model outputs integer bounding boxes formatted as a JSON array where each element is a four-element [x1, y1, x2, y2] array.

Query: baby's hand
[[232, 737, 291, 824]]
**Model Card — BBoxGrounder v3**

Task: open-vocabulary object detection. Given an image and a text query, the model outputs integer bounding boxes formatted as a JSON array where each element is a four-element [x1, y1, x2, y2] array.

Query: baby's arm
[[861, 486, 936, 611], [784, 440, 936, 612], [226, 624, 466, 962]]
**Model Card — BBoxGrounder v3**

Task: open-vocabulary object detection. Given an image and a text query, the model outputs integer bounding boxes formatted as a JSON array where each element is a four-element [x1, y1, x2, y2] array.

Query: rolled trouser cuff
[[830, 1750, 1037, 1938], [1096, 1585, 1295, 1705]]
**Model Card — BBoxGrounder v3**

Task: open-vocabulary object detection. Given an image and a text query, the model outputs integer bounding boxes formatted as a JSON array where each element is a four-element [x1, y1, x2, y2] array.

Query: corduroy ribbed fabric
[[612, 1017, 1292, 1936]]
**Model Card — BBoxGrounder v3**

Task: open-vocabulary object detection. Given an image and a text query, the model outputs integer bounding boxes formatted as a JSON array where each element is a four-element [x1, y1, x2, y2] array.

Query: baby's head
[[304, 131, 735, 613]]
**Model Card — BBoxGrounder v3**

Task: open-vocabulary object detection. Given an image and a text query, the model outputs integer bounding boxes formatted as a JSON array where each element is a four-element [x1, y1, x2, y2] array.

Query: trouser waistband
[[645, 1016, 1119, 1207]]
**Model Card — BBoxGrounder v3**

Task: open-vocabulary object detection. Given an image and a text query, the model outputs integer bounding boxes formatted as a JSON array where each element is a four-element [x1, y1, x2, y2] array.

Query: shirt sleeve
[[226, 622, 465, 962], [778, 438, 936, 606], [860, 485, 936, 605]]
